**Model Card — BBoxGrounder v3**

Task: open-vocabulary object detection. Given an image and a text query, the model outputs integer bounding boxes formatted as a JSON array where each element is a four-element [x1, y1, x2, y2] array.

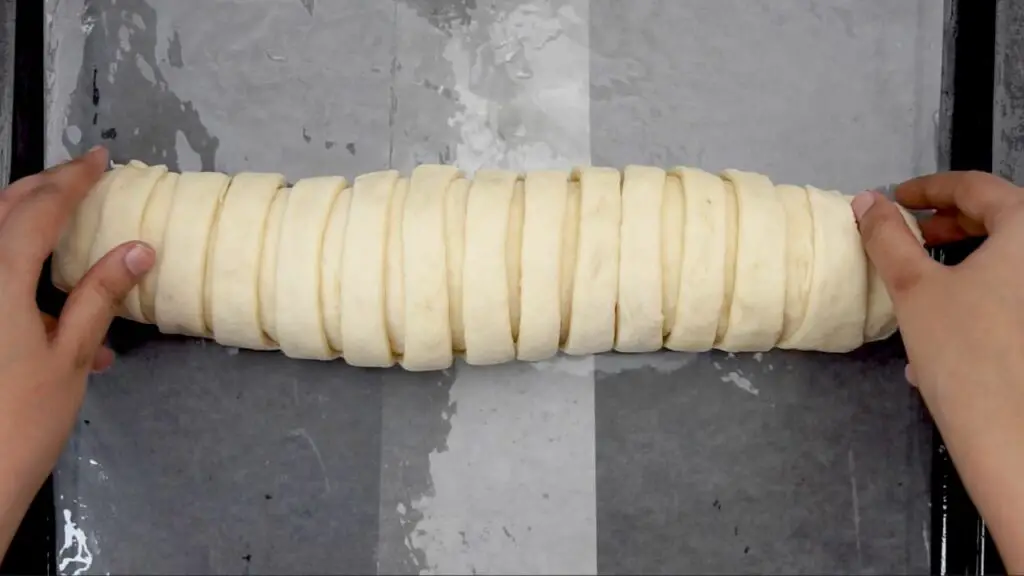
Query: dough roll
[[53, 161, 925, 371]]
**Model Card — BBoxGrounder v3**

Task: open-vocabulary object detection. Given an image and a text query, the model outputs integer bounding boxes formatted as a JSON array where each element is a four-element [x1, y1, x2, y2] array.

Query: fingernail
[[851, 191, 876, 221], [124, 244, 155, 277], [904, 363, 917, 387], [88, 144, 104, 154]]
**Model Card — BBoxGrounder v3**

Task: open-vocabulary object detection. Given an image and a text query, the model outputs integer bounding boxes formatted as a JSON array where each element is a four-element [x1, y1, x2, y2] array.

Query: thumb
[[852, 190, 936, 302], [56, 242, 155, 372]]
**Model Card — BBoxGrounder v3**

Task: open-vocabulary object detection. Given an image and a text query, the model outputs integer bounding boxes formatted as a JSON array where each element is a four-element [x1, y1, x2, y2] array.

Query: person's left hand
[[0, 146, 155, 557]]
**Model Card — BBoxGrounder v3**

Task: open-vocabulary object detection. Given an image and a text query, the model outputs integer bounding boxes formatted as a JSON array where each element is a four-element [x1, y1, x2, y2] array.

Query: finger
[[56, 242, 154, 372], [92, 346, 114, 373], [904, 363, 917, 388], [40, 311, 59, 335], [895, 171, 1020, 233], [852, 191, 939, 302], [918, 213, 973, 246], [0, 173, 46, 224], [0, 147, 108, 292]]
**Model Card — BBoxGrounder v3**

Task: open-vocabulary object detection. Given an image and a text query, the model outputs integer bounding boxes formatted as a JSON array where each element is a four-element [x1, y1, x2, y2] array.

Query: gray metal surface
[[996, 0, 1024, 183], [44, 1, 944, 574], [0, 0, 14, 187]]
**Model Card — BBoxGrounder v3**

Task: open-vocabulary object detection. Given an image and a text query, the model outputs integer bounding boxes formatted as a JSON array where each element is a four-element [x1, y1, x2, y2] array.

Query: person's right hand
[[851, 172, 1024, 573]]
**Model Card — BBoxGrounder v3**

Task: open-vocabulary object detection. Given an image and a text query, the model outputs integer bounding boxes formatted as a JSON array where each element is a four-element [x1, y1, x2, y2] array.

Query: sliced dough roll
[[716, 169, 786, 352], [463, 169, 519, 365], [156, 171, 231, 337], [783, 187, 867, 352], [341, 170, 399, 367], [258, 189, 289, 345], [402, 165, 459, 371], [88, 160, 166, 322], [563, 166, 621, 356], [139, 171, 179, 324], [321, 186, 353, 354], [615, 165, 665, 353], [53, 167, 123, 291], [559, 177, 582, 347], [863, 205, 924, 341], [385, 178, 408, 356], [776, 184, 815, 347], [517, 170, 569, 361], [445, 178, 471, 353], [665, 167, 728, 352], [507, 179, 525, 343], [275, 176, 345, 360], [209, 172, 285, 349], [660, 172, 684, 339]]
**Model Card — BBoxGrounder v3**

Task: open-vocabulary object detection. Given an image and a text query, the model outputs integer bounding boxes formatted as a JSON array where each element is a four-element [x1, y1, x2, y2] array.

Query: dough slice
[[445, 178, 471, 353], [402, 165, 458, 371], [615, 165, 665, 353], [341, 170, 398, 367], [139, 171, 179, 324], [665, 167, 728, 351], [783, 187, 867, 352], [275, 176, 345, 360], [321, 186, 353, 354], [209, 172, 285, 349], [660, 173, 684, 339], [88, 160, 166, 322], [558, 177, 582, 346], [53, 167, 123, 291], [155, 171, 231, 337], [776, 184, 815, 347], [517, 170, 569, 361], [507, 179, 525, 343], [258, 188, 288, 345], [716, 169, 786, 352], [563, 166, 621, 356], [463, 169, 519, 365], [863, 205, 924, 341], [385, 178, 408, 356]]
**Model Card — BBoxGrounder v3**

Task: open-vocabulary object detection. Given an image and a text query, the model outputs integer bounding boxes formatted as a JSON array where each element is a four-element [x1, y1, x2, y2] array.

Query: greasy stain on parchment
[[61, 0, 217, 169]]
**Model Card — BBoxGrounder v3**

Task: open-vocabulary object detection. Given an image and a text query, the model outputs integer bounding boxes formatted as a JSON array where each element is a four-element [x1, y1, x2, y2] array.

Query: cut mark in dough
[[783, 187, 867, 352], [385, 178, 408, 356], [155, 171, 231, 337], [341, 170, 399, 367], [139, 171, 179, 324], [776, 184, 815, 348], [665, 167, 728, 352], [210, 172, 286, 350], [258, 188, 289, 345], [463, 169, 518, 365], [507, 178, 525, 343], [54, 168, 122, 291], [714, 181, 738, 344], [321, 186, 353, 355], [864, 204, 924, 341], [402, 165, 458, 371], [716, 169, 786, 352], [88, 160, 166, 322], [275, 176, 346, 360], [558, 176, 582, 347], [660, 173, 684, 338], [517, 170, 569, 361], [615, 165, 666, 353], [563, 166, 622, 356], [445, 178, 471, 353]]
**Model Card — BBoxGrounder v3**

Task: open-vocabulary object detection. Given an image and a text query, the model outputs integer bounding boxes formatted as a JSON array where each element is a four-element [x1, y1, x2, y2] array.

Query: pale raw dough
[[665, 168, 728, 352], [340, 170, 398, 367], [782, 187, 867, 352], [517, 170, 569, 361], [507, 179, 525, 342], [155, 171, 231, 337], [714, 181, 738, 344], [139, 171, 179, 324], [209, 172, 285, 350], [385, 178, 408, 356], [275, 176, 345, 360], [258, 189, 288, 344], [88, 160, 166, 322], [321, 187, 353, 354], [660, 173, 684, 338], [716, 169, 787, 352], [863, 205, 924, 341], [563, 167, 621, 355], [462, 169, 519, 365], [615, 165, 665, 353], [444, 178, 471, 353], [775, 184, 815, 347], [402, 165, 457, 371], [558, 177, 582, 346], [53, 168, 122, 291]]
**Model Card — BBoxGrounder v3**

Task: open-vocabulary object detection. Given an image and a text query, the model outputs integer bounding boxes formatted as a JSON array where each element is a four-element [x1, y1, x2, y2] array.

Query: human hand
[[851, 171, 1024, 573], [0, 147, 155, 557]]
